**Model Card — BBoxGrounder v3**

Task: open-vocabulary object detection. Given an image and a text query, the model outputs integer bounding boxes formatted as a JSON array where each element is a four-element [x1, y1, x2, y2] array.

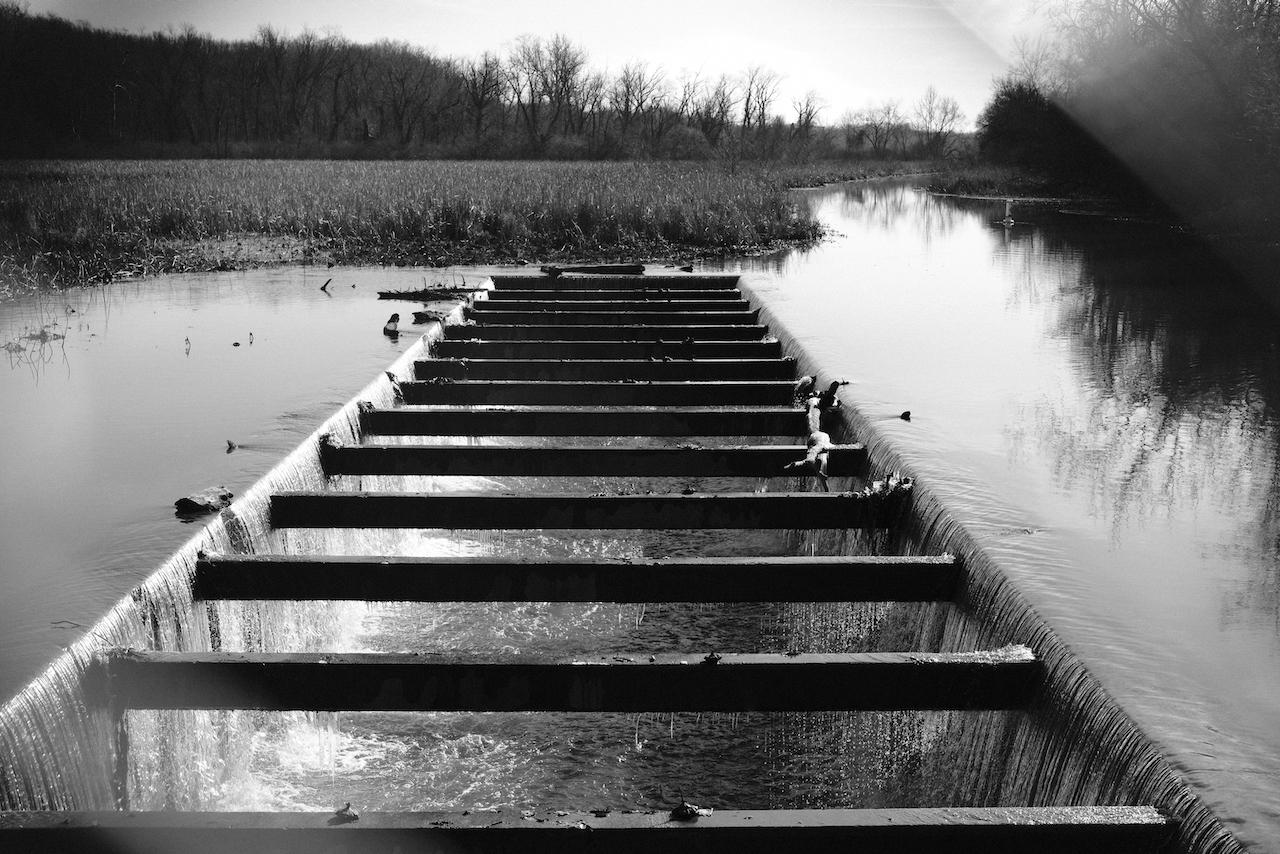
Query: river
[[732, 179, 1280, 849], [0, 179, 1276, 848]]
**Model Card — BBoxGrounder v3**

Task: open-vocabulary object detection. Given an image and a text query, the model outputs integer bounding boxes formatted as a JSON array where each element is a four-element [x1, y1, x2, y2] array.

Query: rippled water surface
[[733, 181, 1280, 849]]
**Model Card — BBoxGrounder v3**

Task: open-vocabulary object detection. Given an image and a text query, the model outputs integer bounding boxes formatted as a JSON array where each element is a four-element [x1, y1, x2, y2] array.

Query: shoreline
[[0, 234, 827, 303], [0, 159, 828, 300], [0, 159, 988, 301]]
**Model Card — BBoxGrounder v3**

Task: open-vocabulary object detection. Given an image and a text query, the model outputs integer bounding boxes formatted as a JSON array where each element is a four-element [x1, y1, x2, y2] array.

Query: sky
[[25, 0, 1048, 128]]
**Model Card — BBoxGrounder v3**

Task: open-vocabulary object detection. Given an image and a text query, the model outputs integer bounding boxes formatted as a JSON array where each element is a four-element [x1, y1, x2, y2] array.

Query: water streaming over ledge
[[0, 310, 399, 812], [0, 212, 1259, 852], [739, 283, 1244, 854], [0, 312, 950, 816], [718, 179, 1279, 849]]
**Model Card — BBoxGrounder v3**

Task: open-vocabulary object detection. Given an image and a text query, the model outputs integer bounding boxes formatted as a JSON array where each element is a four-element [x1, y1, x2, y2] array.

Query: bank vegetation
[[0, 3, 981, 294], [957, 0, 1280, 251], [0, 3, 967, 165], [0, 160, 829, 295]]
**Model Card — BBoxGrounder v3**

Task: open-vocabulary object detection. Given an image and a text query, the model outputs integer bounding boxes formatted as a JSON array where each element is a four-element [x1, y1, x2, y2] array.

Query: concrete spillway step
[[0, 268, 1196, 854], [360, 405, 809, 437], [485, 288, 747, 301], [433, 339, 784, 359], [191, 555, 958, 602], [472, 299, 753, 312], [491, 274, 740, 289], [468, 310, 760, 326], [414, 358, 797, 381], [100, 650, 1040, 712], [401, 380, 796, 406], [269, 491, 903, 529], [0, 807, 1175, 854], [321, 442, 867, 477], [445, 324, 769, 341]]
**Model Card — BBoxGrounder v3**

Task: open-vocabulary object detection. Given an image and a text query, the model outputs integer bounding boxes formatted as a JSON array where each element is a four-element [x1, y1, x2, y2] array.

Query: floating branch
[[540, 263, 646, 279], [378, 288, 480, 301]]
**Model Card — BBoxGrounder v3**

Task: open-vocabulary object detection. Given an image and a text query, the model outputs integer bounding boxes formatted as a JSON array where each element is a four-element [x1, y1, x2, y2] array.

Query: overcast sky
[[27, 0, 1047, 128]]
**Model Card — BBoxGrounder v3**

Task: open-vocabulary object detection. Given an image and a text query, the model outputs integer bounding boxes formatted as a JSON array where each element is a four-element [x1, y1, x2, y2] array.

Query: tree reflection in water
[[1000, 216, 1280, 633]]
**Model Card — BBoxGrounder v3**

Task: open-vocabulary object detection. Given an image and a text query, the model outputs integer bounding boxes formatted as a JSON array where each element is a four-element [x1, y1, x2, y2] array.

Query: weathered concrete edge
[[0, 804, 1172, 829], [733, 272, 1241, 854]]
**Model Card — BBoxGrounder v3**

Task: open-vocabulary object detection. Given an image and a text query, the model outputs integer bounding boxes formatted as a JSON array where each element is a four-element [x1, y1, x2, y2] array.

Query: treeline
[[975, 0, 1280, 228], [0, 3, 966, 161]]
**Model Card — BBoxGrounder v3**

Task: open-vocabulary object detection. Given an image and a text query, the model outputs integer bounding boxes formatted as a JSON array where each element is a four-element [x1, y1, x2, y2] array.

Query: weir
[[0, 270, 1246, 852]]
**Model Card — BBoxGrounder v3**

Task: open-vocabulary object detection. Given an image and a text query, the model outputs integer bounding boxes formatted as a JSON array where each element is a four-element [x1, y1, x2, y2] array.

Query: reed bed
[[768, 159, 945, 189], [919, 165, 1090, 199], [0, 160, 821, 294]]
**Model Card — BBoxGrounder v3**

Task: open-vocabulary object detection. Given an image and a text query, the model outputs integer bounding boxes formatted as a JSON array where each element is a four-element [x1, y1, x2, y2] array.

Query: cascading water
[[741, 279, 1246, 854], [0, 323, 411, 812], [0, 269, 1246, 854], [0, 302, 967, 818]]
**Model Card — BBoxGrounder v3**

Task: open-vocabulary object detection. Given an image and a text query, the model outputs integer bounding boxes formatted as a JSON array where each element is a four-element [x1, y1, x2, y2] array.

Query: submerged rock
[[174, 487, 233, 517]]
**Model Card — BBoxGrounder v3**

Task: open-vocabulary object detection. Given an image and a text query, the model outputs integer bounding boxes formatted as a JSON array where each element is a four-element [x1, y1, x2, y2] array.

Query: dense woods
[[0, 3, 965, 162]]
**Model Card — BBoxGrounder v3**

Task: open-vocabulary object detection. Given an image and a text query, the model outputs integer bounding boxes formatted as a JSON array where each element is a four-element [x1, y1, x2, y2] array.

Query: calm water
[[733, 180, 1280, 849], [0, 267, 468, 697], [2, 181, 1278, 846]]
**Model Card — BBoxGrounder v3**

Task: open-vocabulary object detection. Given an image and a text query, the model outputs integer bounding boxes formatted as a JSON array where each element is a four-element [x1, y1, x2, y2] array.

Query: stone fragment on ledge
[[174, 487, 233, 517]]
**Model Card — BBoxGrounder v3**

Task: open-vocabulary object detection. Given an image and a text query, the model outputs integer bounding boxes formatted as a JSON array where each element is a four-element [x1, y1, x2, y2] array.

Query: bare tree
[[836, 109, 865, 155], [858, 100, 905, 157], [506, 35, 546, 150], [543, 33, 588, 137], [691, 74, 738, 147], [741, 64, 780, 129], [568, 69, 604, 143], [251, 25, 290, 140], [1008, 36, 1064, 91], [322, 39, 360, 142], [506, 34, 588, 152], [461, 52, 503, 148], [792, 90, 824, 138], [913, 86, 964, 157], [674, 72, 701, 121], [639, 82, 679, 154], [608, 61, 664, 134], [371, 41, 454, 146]]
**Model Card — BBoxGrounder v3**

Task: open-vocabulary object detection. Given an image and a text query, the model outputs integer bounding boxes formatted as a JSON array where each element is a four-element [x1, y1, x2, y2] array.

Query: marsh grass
[[0, 160, 823, 294], [919, 165, 1092, 199], [767, 159, 947, 189]]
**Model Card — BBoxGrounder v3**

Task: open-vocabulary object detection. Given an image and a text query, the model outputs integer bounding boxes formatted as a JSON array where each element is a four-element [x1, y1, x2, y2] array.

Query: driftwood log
[[377, 288, 478, 301], [540, 264, 646, 279]]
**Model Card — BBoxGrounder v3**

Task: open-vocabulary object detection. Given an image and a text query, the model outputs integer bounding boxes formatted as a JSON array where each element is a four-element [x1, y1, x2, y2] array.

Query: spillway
[[0, 269, 1243, 853]]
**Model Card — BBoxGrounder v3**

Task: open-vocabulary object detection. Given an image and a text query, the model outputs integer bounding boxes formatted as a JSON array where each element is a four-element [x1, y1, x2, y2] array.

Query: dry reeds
[[0, 160, 822, 292]]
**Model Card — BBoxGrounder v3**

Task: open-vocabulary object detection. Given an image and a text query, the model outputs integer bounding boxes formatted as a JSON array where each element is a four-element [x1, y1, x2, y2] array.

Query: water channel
[[735, 180, 1280, 849], [0, 178, 1276, 848]]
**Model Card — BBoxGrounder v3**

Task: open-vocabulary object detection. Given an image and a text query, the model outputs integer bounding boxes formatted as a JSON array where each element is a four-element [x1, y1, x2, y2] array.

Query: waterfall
[[0, 327, 438, 811], [0, 278, 1247, 851], [738, 274, 1245, 854]]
